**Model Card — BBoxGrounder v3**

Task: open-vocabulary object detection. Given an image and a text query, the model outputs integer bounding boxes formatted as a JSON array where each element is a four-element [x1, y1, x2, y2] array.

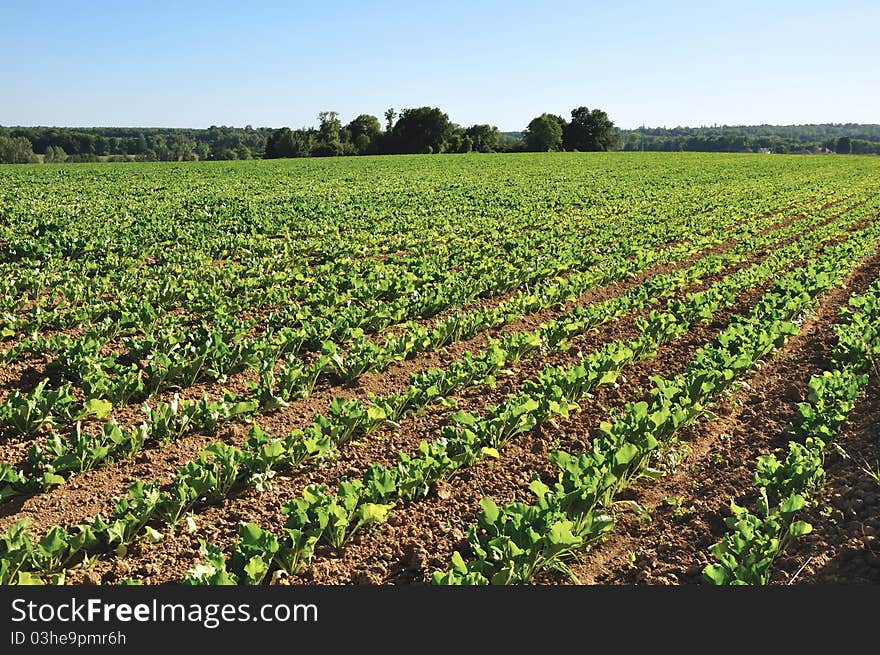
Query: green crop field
[[1, 152, 879, 586]]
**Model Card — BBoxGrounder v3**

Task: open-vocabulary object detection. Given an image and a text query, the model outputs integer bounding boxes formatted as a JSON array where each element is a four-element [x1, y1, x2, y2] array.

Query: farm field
[[0, 151, 879, 586]]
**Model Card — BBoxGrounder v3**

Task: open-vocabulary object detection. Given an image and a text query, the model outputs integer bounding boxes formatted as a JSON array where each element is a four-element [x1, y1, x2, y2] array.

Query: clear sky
[[2, 0, 878, 131]]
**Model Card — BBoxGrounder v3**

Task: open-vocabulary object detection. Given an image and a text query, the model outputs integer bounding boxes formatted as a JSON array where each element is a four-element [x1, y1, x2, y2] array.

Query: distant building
[[758, 147, 772, 154]]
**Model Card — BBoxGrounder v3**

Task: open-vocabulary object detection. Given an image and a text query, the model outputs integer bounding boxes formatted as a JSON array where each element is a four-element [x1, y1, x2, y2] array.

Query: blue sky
[[2, 0, 878, 130]]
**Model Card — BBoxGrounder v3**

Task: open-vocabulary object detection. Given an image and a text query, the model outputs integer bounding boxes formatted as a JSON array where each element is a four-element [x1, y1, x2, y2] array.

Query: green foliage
[[524, 114, 564, 152], [563, 106, 618, 151], [389, 107, 453, 154], [2, 153, 879, 586], [0, 135, 38, 164], [705, 270, 880, 585]]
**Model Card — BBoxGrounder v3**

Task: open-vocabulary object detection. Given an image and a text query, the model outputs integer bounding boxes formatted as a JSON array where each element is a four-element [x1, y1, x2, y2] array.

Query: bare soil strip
[[1, 204, 810, 530], [44, 235, 789, 584], [557, 251, 880, 585], [2, 208, 869, 585], [0, 194, 836, 411], [782, 373, 880, 584]]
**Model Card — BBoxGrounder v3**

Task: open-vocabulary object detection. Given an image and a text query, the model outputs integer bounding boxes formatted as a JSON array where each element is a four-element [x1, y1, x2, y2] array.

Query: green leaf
[[613, 443, 640, 468], [76, 398, 113, 420], [262, 441, 286, 460], [41, 472, 66, 487], [779, 494, 805, 515], [16, 572, 45, 585], [38, 527, 67, 555], [450, 551, 469, 574], [529, 479, 550, 498], [358, 502, 394, 524], [450, 410, 479, 426], [231, 401, 258, 416], [244, 556, 269, 584], [144, 527, 164, 543], [788, 520, 812, 537], [702, 564, 728, 585], [548, 521, 581, 546], [480, 447, 500, 459], [478, 497, 500, 524]]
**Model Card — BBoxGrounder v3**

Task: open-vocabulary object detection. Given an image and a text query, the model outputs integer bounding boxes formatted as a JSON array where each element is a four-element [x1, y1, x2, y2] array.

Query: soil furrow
[[557, 250, 880, 585], [782, 373, 880, 584]]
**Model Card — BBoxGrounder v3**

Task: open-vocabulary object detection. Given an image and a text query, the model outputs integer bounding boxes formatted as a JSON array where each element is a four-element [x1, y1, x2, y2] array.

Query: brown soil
[[3, 198, 876, 587], [3, 193, 837, 545], [782, 373, 880, 584], [27, 229, 782, 584], [0, 210, 769, 530], [549, 250, 880, 585]]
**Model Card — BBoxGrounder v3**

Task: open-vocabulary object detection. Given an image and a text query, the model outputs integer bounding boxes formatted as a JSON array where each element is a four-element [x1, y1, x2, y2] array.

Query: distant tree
[[213, 148, 237, 160], [836, 136, 852, 154], [133, 134, 148, 155], [384, 108, 397, 132], [496, 132, 524, 152], [346, 114, 382, 154], [524, 114, 564, 151], [94, 135, 110, 156], [465, 124, 499, 152], [563, 106, 618, 151], [265, 128, 287, 158], [390, 107, 453, 154], [266, 127, 315, 158], [313, 111, 344, 157], [194, 142, 211, 161], [44, 145, 67, 163], [290, 129, 316, 157], [0, 136, 38, 163], [447, 128, 466, 153]]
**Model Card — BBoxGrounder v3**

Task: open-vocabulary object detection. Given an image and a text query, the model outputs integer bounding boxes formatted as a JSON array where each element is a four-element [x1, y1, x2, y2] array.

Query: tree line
[[0, 106, 617, 163], [617, 123, 880, 154], [0, 125, 272, 163], [263, 106, 617, 158], [3, 114, 879, 163]]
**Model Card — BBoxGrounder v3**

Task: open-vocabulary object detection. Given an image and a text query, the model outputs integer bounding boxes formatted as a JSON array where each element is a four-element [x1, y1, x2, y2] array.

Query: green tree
[[44, 145, 68, 163], [133, 134, 148, 155], [390, 107, 453, 154], [836, 136, 852, 154], [314, 111, 343, 157], [265, 127, 315, 158], [496, 132, 524, 152], [465, 124, 500, 152], [0, 136, 38, 163], [346, 114, 382, 154], [384, 108, 397, 132], [265, 128, 289, 158], [447, 127, 466, 153], [524, 114, 564, 151], [563, 106, 618, 151]]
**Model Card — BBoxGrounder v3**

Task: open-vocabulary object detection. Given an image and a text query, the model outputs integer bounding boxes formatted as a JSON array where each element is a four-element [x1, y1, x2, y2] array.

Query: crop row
[[1, 198, 862, 504], [2, 187, 826, 423], [703, 271, 880, 584], [0, 205, 851, 583], [3, 154, 844, 338], [429, 220, 880, 584], [173, 214, 880, 584]]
